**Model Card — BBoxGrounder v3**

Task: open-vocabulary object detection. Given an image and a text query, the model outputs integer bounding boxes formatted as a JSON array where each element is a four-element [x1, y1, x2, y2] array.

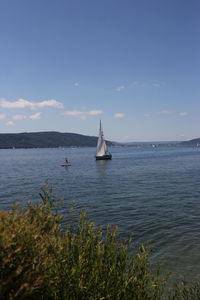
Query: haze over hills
[[0, 131, 114, 149], [124, 138, 200, 147], [180, 137, 200, 145]]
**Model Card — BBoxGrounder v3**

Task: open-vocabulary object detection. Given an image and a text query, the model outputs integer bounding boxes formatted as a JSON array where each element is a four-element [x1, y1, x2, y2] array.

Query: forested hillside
[[0, 131, 114, 149]]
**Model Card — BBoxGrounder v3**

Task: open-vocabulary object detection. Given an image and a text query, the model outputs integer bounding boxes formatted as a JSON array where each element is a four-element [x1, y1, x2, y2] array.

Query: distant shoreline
[[0, 131, 114, 149], [0, 131, 199, 149]]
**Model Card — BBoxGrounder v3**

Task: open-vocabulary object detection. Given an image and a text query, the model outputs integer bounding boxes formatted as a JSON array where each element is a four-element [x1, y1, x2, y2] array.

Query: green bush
[[0, 185, 199, 299]]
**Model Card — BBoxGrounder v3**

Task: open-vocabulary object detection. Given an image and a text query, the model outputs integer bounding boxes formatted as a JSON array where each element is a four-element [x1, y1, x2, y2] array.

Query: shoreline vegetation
[[0, 131, 200, 149], [0, 185, 200, 299], [0, 131, 114, 149]]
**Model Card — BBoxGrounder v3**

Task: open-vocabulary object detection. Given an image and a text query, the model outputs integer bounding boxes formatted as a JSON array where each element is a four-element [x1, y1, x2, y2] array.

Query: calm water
[[1, 145, 200, 279]]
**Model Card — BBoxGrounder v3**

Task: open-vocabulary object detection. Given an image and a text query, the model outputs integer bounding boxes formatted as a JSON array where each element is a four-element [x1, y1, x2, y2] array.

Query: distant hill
[[0, 131, 114, 149], [180, 137, 200, 145]]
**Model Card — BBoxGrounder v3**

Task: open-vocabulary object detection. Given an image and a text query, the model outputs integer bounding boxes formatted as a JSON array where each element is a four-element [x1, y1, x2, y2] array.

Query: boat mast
[[99, 120, 102, 135]]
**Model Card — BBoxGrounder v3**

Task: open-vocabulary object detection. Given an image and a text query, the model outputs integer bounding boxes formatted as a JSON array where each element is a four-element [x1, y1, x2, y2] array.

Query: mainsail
[[96, 121, 108, 156]]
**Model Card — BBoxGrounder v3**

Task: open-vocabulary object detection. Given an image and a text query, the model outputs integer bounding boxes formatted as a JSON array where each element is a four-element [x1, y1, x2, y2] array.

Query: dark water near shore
[[1, 145, 200, 279]]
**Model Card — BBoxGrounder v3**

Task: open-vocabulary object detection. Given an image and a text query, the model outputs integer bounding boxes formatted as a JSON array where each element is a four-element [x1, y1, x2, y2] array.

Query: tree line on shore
[[0, 131, 114, 149]]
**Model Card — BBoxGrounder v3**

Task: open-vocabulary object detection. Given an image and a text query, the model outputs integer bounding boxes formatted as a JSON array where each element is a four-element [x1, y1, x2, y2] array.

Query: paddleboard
[[60, 164, 71, 167]]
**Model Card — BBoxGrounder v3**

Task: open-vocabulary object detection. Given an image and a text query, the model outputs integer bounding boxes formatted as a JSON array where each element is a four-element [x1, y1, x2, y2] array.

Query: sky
[[0, 0, 200, 142]]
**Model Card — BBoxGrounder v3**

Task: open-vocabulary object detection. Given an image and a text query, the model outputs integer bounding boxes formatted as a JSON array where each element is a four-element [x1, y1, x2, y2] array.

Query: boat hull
[[95, 154, 112, 160]]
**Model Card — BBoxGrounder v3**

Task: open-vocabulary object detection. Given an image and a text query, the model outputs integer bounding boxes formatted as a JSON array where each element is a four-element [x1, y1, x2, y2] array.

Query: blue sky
[[0, 0, 199, 141]]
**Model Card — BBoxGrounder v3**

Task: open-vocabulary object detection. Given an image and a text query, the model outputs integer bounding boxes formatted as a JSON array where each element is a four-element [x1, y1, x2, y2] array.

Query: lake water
[[1, 145, 200, 280]]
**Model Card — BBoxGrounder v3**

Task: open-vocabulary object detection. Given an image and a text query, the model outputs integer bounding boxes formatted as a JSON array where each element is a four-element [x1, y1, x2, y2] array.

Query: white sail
[[96, 121, 108, 156]]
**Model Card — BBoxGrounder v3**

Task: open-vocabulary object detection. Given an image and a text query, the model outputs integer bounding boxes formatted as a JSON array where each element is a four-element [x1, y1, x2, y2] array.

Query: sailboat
[[95, 121, 112, 160]]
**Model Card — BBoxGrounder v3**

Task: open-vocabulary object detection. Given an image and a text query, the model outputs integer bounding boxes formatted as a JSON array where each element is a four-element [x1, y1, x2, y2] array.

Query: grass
[[0, 184, 199, 299]]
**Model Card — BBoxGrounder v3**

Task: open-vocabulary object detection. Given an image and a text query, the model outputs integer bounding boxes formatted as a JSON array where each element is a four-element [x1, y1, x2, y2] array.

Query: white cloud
[[132, 81, 139, 86], [116, 85, 125, 92], [131, 81, 165, 88], [152, 81, 165, 88], [12, 112, 41, 120], [157, 110, 175, 115], [131, 81, 146, 88], [87, 110, 103, 115], [29, 112, 41, 120], [114, 113, 125, 118], [144, 113, 150, 117], [157, 110, 188, 117], [0, 114, 6, 120], [63, 110, 83, 116], [12, 114, 27, 120], [62, 110, 103, 119], [6, 121, 15, 126], [0, 98, 63, 109], [179, 112, 188, 116]]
